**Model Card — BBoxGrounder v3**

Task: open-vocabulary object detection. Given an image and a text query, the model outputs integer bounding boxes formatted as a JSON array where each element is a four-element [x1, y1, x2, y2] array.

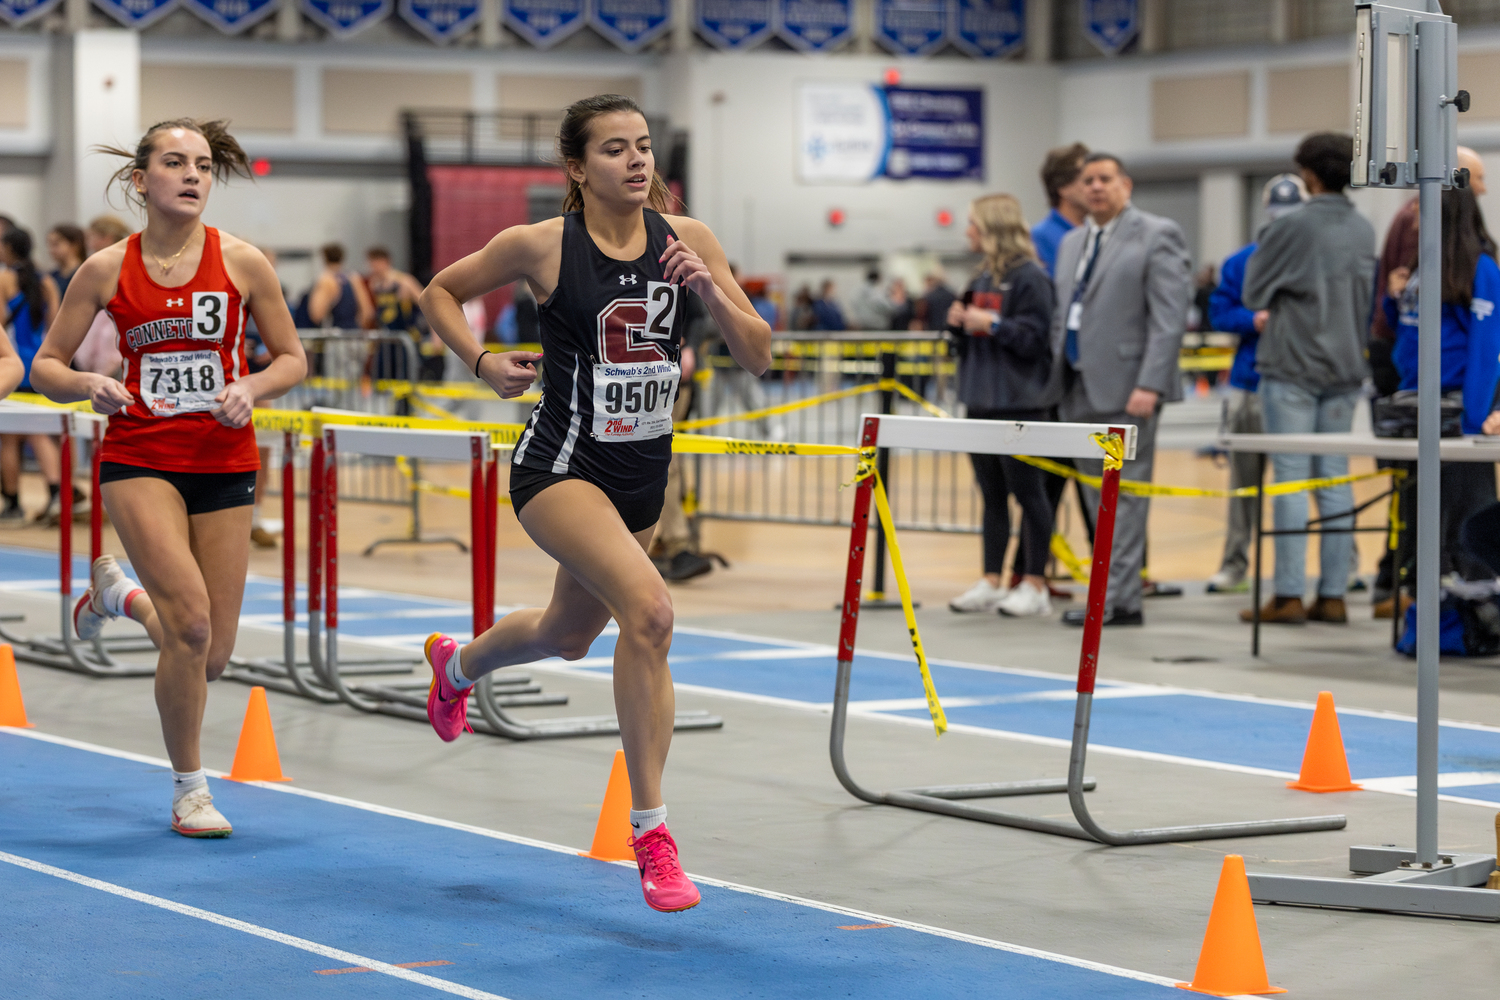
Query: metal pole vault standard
[[830, 414, 1347, 844], [0, 405, 154, 676]]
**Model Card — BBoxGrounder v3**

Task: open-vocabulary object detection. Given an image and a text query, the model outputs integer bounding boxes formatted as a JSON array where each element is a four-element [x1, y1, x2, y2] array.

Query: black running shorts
[[99, 462, 258, 517], [508, 465, 666, 534]]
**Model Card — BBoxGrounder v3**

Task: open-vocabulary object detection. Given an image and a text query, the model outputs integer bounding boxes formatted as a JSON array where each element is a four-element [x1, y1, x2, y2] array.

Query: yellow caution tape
[[1050, 533, 1090, 583], [251, 408, 528, 445], [670, 434, 863, 457], [392, 454, 513, 504], [678, 378, 946, 431], [887, 379, 952, 419], [1091, 432, 1125, 472], [8, 391, 96, 413], [1388, 486, 1403, 551], [403, 393, 462, 421], [1014, 451, 1405, 499]]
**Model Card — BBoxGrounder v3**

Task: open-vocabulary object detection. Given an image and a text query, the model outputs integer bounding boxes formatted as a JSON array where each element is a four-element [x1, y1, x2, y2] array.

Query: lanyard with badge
[[1065, 229, 1103, 364]]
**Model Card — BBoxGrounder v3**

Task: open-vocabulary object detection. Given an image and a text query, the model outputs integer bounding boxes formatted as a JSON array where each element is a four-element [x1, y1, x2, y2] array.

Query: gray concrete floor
[[5, 583, 1500, 997]]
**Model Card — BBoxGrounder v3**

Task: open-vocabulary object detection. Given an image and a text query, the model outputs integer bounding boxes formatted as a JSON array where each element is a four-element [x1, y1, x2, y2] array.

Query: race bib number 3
[[592, 360, 679, 442], [142, 350, 225, 417], [192, 292, 229, 341]]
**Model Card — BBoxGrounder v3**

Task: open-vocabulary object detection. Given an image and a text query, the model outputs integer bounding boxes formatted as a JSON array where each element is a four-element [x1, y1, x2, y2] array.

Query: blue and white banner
[[874, 0, 948, 57], [591, 0, 671, 52], [182, 0, 278, 32], [0, 0, 62, 25], [300, 0, 392, 35], [399, 0, 480, 41], [798, 82, 983, 183], [776, 0, 851, 52], [1081, 0, 1136, 56], [695, 0, 774, 49], [504, 0, 588, 46], [949, 0, 1023, 59], [93, 0, 179, 28]]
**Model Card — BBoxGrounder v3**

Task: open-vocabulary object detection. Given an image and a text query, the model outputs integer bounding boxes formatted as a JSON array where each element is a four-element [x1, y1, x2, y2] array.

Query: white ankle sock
[[101, 578, 143, 619], [629, 805, 667, 836], [447, 645, 476, 692], [172, 768, 207, 804]]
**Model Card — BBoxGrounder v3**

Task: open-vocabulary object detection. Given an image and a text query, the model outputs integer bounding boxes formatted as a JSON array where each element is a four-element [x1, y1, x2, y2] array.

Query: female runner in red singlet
[[419, 95, 770, 913], [31, 119, 306, 838]]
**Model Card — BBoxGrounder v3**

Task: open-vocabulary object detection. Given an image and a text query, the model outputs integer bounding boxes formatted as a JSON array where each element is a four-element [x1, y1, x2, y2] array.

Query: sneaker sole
[[644, 893, 701, 913], [171, 820, 232, 838], [424, 633, 467, 743]]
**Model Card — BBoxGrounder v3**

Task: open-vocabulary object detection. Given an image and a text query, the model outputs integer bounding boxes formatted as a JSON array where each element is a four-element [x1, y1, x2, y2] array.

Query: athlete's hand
[[660, 236, 715, 298], [87, 374, 134, 416], [480, 351, 542, 399], [213, 380, 256, 428]]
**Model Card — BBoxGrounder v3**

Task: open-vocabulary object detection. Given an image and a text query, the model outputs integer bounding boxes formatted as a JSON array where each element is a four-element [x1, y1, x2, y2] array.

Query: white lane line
[[1, 727, 1187, 992], [1359, 771, 1500, 792], [847, 688, 1166, 713], [0, 849, 512, 1000]]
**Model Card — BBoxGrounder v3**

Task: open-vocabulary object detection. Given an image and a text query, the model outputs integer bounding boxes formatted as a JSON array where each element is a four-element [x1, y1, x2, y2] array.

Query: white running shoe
[[949, 578, 1007, 613], [1205, 568, 1247, 593], [172, 788, 233, 838], [998, 580, 1052, 617], [73, 555, 132, 641]]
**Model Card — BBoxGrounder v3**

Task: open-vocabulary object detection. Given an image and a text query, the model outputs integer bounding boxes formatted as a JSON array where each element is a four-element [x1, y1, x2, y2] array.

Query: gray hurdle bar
[[0, 404, 156, 676], [830, 413, 1348, 844]]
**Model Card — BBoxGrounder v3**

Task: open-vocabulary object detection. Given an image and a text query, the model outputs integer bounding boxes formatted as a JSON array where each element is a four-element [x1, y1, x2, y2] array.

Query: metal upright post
[[862, 347, 911, 609]]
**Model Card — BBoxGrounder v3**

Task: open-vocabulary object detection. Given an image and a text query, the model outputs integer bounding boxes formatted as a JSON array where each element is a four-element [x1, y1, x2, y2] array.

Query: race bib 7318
[[142, 349, 224, 417]]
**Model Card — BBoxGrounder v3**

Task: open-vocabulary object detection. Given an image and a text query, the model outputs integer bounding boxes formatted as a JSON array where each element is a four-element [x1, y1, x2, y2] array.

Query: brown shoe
[[1307, 597, 1347, 623], [1239, 596, 1306, 624], [250, 525, 279, 549], [1373, 593, 1414, 620]]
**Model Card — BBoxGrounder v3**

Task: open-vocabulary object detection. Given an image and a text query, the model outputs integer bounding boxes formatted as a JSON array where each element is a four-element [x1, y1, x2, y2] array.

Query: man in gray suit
[[1049, 152, 1192, 626]]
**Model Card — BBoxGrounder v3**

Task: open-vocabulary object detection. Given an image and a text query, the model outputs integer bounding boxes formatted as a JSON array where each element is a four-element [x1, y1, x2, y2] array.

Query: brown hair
[[86, 215, 133, 245], [97, 118, 252, 209], [366, 245, 391, 261], [321, 243, 345, 265], [48, 223, 86, 262], [557, 94, 675, 215], [970, 194, 1037, 278], [1039, 142, 1089, 208]]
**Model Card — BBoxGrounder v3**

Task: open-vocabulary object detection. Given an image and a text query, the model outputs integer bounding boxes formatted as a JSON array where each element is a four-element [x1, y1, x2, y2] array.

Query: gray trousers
[[1217, 389, 1264, 578], [1061, 380, 1159, 615]]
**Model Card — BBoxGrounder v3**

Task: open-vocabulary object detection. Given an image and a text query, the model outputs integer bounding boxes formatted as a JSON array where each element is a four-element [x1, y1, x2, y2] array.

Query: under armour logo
[[619, 274, 638, 286], [1474, 297, 1495, 321], [167, 298, 184, 307]]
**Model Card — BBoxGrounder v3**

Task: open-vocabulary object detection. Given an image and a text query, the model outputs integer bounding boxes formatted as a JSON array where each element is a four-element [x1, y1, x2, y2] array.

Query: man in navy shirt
[[1205, 174, 1307, 592], [1031, 143, 1090, 279]]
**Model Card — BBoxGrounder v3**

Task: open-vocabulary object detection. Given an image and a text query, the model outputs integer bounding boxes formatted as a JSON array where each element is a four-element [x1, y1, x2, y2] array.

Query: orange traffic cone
[[581, 749, 634, 862], [0, 644, 34, 728], [1287, 690, 1361, 792], [227, 686, 290, 782], [1176, 855, 1286, 996]]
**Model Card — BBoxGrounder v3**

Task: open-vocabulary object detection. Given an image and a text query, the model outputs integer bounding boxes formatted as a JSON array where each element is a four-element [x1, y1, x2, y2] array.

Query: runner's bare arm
[[352, 275, 376, 329], [41, 274, 60, 328], [660, 216, 771, 376], [217, 239, 307, 428], [30, 247, 135, 414], [0, 319, 21, 398], [420, 217, 564, 399]]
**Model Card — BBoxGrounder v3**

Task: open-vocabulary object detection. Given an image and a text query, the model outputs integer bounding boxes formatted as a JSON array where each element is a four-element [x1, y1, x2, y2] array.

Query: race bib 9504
[[591, 360, 679, 442]]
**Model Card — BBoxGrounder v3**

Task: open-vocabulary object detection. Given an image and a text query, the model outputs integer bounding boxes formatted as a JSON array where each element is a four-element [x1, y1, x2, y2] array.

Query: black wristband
[[474, 351, 487, 378]]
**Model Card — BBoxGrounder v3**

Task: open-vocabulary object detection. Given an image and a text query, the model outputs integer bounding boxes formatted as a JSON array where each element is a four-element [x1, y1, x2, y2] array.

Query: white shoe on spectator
[[949, 578, 1006, 613], [1205, 568, 1247, 593], [998, 580, 1052, 617]]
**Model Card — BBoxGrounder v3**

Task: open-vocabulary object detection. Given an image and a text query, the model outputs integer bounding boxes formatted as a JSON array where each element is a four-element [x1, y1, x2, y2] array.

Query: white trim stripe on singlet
[[513, 399, 540, 465], [551, 353, 584, 474]]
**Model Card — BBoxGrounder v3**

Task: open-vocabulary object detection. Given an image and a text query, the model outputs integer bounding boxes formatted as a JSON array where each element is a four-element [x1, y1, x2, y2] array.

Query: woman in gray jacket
[[946, 194, 1058, 617]]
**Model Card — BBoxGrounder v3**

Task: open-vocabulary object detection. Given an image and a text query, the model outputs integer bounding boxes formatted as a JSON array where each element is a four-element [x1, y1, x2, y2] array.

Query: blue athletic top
[[7, 291, 45, 390], [1208, 243, 1260, 393], [1030, 208, 1076, 279]]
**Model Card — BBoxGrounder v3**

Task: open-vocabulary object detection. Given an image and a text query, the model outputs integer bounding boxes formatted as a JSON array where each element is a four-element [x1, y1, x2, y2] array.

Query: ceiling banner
[[300, 0, 393, 36], [777, 0, 851, 52], [399, 0, 481, 41], [591, 0, 672, 51], [695, 0, 774, 50], [0, 0, 63, 25], [93, 0, 179, 28], [504, 0, 590, 46], [874, 0, 948, 57], [949, 0, 1023, 59], [1081, 0, 1136, 56], [182, 0, 279, 33]]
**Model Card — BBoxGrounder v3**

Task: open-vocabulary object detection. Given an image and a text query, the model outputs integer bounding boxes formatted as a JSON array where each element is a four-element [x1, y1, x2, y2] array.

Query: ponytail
[[556, 94, 678, 215], [3, 228, 43, 321]]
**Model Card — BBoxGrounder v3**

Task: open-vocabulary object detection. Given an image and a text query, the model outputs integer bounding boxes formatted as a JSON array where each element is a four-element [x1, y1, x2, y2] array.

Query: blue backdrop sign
[[874, 0, 947, 57], [93, 0, 178, 28], [504, 0, 588, 46], [0, 0, 62, 25], [591, 0, 671, 51], [399, 0, 480, 41], [777, 0, 851, 52], [882, 85, 983, 180], [1081, 0, 1136, 55], [949, 0, 1023, 58], [182, 0, 278, 32], [300, 0, 391, 35], [695, 0, 774, 49]]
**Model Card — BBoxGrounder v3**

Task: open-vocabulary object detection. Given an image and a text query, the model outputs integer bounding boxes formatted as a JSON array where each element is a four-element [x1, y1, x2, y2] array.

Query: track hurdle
[[0, 404, 155, 676], [830, 414, 1347, 844]]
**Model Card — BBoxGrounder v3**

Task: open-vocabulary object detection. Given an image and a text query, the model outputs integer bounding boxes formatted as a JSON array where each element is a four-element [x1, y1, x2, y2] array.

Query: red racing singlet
[[101, 227, 258, 474]]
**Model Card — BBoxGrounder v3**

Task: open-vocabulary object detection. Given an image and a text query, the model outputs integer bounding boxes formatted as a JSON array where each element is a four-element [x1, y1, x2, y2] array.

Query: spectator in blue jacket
[[1381, 185, 1500, 579], [810, 279, 846, 331], [1205, 174, 1307, 592], [1031, 143, 1089, 279]]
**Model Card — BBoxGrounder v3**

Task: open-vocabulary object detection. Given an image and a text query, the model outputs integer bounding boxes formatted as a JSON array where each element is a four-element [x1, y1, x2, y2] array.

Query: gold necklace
[[148, 228, 199, 275]]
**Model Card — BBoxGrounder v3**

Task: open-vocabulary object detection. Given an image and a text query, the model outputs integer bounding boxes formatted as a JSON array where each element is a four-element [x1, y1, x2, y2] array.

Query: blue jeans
[[1259, 377, 1358, 600]]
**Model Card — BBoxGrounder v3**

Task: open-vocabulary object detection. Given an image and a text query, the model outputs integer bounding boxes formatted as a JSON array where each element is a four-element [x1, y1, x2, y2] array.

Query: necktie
[[1065, 229, 1103, 366]]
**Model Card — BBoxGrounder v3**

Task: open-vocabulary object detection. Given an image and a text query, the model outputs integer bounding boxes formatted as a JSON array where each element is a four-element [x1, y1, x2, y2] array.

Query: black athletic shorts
[[99, 462, 258, 517], [508, 465, 666, 534]]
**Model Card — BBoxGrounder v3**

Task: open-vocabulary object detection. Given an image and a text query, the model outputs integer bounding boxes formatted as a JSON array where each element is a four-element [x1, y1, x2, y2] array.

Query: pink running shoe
[[628, 825, 700, 913], [424, 633, 473, 742]]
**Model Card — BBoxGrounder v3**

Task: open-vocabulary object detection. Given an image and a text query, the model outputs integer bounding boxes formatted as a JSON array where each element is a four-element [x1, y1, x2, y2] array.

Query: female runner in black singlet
[[419, 95, 770, 913]]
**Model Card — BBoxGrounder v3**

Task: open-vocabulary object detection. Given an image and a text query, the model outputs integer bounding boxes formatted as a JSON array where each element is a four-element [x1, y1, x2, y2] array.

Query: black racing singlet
[[512, 209, 687, 493]]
